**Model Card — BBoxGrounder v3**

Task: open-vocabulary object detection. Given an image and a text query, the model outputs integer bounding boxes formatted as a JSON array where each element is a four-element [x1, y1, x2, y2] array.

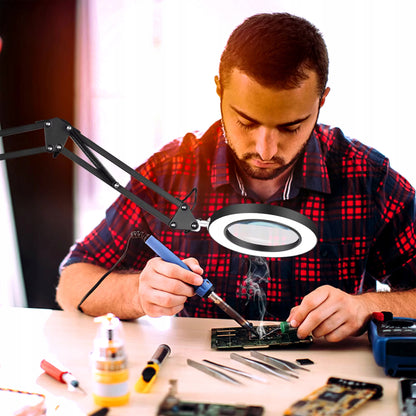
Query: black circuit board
[[211, 325, 313, 350]]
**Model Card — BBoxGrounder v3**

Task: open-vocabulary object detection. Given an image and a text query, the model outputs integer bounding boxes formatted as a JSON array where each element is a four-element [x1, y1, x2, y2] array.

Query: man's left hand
[[287, 285, 372, 342]]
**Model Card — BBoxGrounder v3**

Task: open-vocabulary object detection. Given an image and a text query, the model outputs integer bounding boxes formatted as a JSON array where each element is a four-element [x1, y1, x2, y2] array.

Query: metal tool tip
[[247, 323, 259, 338]]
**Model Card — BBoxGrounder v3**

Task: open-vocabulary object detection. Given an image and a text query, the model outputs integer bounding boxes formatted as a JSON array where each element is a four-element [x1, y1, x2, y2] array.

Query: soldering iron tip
[[246, 322, 259, 338]]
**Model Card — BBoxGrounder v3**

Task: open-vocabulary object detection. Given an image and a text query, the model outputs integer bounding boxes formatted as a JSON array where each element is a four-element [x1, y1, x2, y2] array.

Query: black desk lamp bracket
[[0, 117, 200, 232]]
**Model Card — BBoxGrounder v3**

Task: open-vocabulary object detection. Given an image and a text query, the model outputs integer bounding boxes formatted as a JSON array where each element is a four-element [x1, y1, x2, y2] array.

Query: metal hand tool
[[251, 352, 310, 372], [230, 353, 293, 381], [187, 359, 243, 385], [250, 351, 303, 374], [202, 359, 268, 383]]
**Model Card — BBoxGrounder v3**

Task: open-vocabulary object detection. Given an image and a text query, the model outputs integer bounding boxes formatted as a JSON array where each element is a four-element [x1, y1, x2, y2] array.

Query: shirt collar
[[211, 123, 232, 190], [295, 129, 331, 195], [211, 123, 331, 195]]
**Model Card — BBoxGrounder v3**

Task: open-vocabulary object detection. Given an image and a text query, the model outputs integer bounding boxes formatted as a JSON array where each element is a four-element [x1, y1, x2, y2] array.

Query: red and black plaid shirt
[[61, 121, 416, 320]]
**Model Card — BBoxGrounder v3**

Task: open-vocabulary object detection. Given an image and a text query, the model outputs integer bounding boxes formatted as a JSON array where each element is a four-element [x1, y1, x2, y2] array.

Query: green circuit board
[[157, 380, 264, 415], [211, 325, 312, 350], [158, 402, 264, 416]]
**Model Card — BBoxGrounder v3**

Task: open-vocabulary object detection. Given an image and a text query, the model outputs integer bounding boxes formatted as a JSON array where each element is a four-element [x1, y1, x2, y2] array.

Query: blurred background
[[1, 0, 415, 309]]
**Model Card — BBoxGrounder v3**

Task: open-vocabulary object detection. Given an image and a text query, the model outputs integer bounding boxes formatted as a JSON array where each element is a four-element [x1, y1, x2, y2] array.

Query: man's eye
[[236, 120, 256, 131], [282, 126, 301, 134]]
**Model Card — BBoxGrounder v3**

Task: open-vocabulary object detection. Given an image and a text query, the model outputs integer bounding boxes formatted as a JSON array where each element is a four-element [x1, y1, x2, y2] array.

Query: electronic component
[[399, 378, 416, 416], [211, 324, 312, 350], [368, 312, 416, 376], [157, 379, 264, 416], [296, 358, 314, 366], [283, 377, 383, 415]]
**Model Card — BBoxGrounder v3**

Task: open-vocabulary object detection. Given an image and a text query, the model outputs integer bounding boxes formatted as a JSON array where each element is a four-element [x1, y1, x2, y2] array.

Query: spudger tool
[[230, 353, 294, 381], [138, 231, 258, 337], [40, 359, 87, 394], [202, 359, 268, 383], [187, 359, 242, 385]]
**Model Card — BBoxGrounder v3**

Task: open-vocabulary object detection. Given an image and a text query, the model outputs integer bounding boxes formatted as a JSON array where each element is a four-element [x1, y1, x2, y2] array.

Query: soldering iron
[[136, 231, 258, 338]]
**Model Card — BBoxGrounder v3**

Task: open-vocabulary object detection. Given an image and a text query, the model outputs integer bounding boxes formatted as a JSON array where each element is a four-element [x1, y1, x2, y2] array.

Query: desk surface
[[0, 307, 401, 415]]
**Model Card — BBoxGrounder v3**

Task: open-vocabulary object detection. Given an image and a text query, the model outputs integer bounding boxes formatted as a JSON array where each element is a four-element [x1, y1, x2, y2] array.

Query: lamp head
[[206, 204, 318, 258]]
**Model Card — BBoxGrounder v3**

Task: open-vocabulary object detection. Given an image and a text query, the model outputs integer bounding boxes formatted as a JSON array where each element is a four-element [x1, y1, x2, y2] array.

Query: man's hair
[[219, 13, 329, 96]]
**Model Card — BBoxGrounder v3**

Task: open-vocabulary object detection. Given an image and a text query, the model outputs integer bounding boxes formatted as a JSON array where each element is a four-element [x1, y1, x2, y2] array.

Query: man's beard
[[227, 139, 308, 181]]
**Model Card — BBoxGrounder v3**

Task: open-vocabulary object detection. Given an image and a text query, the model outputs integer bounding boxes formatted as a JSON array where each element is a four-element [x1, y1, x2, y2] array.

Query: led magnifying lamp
[[205, 204, 317, 257], [0, 117, 318, 258]]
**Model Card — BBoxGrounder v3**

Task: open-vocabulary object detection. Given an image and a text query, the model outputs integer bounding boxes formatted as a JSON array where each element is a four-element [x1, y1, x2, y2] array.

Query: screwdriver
[[40, 359, 87, 394], [139, 232, 258, 338]]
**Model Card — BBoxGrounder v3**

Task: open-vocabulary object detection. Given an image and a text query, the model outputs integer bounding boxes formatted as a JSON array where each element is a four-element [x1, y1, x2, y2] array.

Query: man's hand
[[138, 257, 204, 317], [287, 285, 372, 342]]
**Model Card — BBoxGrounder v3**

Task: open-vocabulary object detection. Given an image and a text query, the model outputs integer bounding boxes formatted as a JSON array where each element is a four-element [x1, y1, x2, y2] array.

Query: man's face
[[216, 69, 329, 181]]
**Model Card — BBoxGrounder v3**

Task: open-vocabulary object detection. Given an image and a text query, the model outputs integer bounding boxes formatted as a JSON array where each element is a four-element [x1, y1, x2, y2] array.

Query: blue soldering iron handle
[[144, 235, 213, 298]]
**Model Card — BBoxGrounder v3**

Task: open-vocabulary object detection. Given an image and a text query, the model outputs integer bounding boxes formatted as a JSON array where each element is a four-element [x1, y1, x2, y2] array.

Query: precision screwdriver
[[138, 232, 258, 338], [40, 359, 87, 394]]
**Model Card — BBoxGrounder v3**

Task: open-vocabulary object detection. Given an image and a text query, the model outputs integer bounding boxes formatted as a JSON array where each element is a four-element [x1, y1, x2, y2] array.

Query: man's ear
[[320, 87, 330, 108], [214, 75, 222, 97]]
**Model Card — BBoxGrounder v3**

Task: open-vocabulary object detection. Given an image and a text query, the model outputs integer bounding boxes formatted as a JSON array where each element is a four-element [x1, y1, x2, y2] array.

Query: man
[[57, 13, 416, 342]]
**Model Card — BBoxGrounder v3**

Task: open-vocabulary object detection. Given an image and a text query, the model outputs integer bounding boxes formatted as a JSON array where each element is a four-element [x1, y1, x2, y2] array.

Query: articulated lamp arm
[[0, 117, 200, 232]]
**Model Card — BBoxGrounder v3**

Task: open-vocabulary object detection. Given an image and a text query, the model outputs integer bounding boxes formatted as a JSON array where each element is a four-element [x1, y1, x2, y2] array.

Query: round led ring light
[[207, 204, 318, 257]]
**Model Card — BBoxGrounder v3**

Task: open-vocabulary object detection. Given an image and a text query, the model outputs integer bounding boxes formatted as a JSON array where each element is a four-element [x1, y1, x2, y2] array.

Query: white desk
[[0, 307, 401, 415]]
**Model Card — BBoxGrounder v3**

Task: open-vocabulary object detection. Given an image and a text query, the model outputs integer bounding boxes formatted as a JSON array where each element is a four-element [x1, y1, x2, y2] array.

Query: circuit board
[[284, 377, 383, 416], [157, 380, 263, 416], [211, 325, 313, 350], [157, 402, 264, 416]]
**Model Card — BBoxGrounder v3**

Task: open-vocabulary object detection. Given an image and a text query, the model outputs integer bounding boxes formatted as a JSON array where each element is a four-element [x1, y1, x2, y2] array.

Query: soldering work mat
[[211, 325, 313, 350]]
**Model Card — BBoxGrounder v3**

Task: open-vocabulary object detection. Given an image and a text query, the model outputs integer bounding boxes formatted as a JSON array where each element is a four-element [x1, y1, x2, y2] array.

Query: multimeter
[[368, 312, 416, 376]]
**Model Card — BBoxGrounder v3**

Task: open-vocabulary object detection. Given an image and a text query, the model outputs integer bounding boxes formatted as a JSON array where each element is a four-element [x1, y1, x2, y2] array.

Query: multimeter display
[[368, 314, 416, 376]]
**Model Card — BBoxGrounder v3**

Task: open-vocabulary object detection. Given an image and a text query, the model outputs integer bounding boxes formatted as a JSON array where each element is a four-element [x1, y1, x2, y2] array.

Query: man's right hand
[[138, 257, 204, 317]]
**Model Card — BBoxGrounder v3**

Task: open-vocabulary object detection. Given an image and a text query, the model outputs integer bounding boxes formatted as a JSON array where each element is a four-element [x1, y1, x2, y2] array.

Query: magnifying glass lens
[[207, 204, 318, 257], [227, 220, 300, 247]]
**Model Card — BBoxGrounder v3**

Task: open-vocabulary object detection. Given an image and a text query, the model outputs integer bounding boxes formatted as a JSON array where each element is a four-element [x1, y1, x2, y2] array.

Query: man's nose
[[255, 128, 278, 160]]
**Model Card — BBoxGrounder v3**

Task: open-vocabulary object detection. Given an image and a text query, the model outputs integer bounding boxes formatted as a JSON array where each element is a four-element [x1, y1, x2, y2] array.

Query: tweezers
[[230, 353, 294, 381], [251, 351, 310, 372], [187, 359, 242, 385], [202, 359, 268, 383]]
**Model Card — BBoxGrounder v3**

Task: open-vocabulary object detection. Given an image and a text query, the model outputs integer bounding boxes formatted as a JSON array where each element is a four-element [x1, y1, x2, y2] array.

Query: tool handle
[[152, 344, 171, 364], [145, 235, 213, 297], [40, 359, 67, 383]]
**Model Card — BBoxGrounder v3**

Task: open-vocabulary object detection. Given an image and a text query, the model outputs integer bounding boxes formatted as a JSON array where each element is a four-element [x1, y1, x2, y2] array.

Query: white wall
[[0, 141, 27, 307], [75, 0, 416, 238]]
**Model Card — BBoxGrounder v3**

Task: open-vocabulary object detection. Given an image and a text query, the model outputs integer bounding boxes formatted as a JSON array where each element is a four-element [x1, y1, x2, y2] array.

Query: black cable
[[182, 187, 197, 210], [77, 231, 144, 313]]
